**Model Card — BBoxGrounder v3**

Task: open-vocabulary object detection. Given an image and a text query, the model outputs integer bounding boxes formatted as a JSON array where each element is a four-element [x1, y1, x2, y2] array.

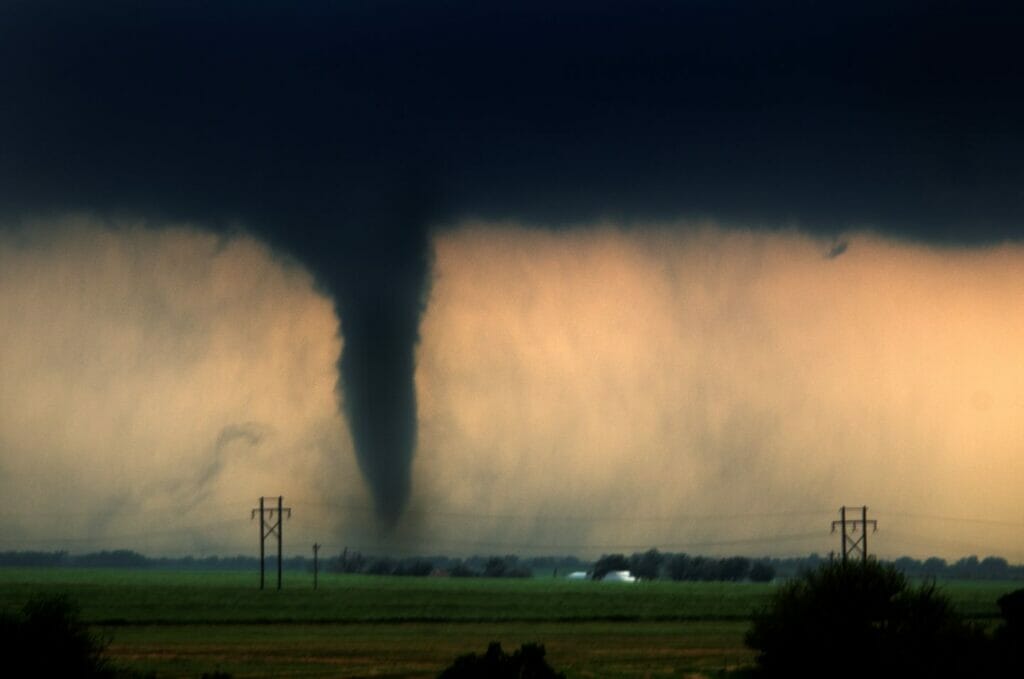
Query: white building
[[601, 570, 637, 583]]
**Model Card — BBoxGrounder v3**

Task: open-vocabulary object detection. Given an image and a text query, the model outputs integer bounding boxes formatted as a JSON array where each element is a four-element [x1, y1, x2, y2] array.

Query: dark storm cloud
[[2, 0, 1023, 522], [4, 1, 1024, 233]]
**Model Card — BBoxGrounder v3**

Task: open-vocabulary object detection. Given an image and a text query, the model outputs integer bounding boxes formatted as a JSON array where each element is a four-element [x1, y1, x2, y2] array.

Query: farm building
[[601, 570, 637, 583]]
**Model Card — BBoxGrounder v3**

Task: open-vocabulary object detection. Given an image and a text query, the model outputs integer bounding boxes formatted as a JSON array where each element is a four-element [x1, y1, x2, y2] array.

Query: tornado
[[334, 265, 425, 525], [260, 196, 434, 526], [307, 223, 431, 525]]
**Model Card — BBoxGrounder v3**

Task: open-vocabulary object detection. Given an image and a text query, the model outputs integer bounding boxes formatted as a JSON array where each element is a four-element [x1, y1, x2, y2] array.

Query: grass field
[[0, 568, 1018, 678]]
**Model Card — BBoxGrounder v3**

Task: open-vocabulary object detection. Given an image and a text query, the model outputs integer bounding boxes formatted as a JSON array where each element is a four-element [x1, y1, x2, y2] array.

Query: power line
[[288, 500, 835, 523], [13, 503, 1024, 530], [0, 517, 246, 544], [881, 512, 1024, 529], [1, 502, 1014, 530]]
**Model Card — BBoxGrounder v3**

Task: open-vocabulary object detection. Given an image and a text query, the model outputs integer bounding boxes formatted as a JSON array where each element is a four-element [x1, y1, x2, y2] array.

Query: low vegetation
[[5, 549, 1024, 581], [0, 593, 115, 677], [439, 642, 565, 678], [745, 559, 1024, 677], [0, 563, 1020, 677]]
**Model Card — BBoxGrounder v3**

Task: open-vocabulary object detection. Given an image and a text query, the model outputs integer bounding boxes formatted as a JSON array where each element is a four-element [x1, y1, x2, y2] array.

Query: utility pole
[[830, 505, 877, 563], [313, 543, 321, 590], [251, 496, 292, 590]]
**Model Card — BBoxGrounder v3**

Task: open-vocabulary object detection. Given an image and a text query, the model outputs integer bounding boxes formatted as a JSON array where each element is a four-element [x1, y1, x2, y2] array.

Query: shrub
[[994, 588, 1024, 674], [0, 593, 115, 677], [745, 559, 989, 677], [438, 642, 564, 678]]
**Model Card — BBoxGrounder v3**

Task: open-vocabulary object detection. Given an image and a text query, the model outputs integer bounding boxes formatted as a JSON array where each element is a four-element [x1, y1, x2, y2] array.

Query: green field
[[0, 569, 1017, 678]]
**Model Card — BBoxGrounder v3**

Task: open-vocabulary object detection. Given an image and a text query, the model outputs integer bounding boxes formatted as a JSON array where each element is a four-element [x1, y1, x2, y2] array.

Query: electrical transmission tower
[[251, 496, 292, 590], [830, 505, 877, 563]]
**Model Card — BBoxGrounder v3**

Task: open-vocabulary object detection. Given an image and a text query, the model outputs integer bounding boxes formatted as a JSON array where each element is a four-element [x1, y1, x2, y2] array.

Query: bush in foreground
[[994, 588, 1024, 673], [0, 593, 115, 677], [438, 642, 565, 678], [745, 559, 989, 677]]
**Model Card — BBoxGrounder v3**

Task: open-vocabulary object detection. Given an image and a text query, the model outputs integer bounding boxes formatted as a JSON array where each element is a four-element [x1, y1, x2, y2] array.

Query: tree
[[952, 555, 980, 578], [748, 561, 775, 583], [366, 557, 396, 575], [439, 642, 564, 678], [745, 559, 989, 677], [994, 588, 1024, 674], [666, 553, 692, 581], [689, 556, 720, 581], [332, 550, 366, 573], [922, 556, 947, 577], [980, 556, 1009, 580], [450, 560, 478, 577], [719, 556, 750, 581], [628, 549, 664, 580], [591, 554, 630, 580], [393, 559, 434, 576], [0, 594, 115, 677], [483, 557, 508, 578]]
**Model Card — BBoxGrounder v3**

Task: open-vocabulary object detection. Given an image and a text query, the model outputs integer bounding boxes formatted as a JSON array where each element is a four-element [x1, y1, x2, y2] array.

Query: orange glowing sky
[[2, 216, 1023, 560]]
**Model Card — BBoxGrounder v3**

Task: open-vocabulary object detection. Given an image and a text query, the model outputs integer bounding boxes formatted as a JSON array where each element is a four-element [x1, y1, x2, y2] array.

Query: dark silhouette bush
[[745, 559, 990, 677], [0, 593, 115, 677], [438, 642, 564, 678], [994, 588, 1024, 674]]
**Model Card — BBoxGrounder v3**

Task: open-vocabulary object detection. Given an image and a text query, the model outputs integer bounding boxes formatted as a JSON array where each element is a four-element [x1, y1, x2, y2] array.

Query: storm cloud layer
[[2, 1, 1024, 528]]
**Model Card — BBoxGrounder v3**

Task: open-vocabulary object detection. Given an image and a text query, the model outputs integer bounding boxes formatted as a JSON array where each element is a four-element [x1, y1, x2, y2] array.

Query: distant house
[[601, 570, 637, 583]]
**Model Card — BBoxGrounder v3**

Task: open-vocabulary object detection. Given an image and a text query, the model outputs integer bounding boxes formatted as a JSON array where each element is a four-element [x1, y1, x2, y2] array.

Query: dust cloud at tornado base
[[2, 217, 1022, 559]]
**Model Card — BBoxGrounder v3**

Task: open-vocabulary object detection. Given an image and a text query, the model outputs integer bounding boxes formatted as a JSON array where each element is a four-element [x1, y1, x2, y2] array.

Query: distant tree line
[[0, 550, 306, 571], [590, 550, 776, 582], [764, 553, 1024, 581], [2, 549, 1023, 581], [330, 552, 582, 578]]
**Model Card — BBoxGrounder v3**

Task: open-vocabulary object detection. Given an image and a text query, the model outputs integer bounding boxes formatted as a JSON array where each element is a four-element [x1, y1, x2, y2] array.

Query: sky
[[1, 1, 1024, 560]]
